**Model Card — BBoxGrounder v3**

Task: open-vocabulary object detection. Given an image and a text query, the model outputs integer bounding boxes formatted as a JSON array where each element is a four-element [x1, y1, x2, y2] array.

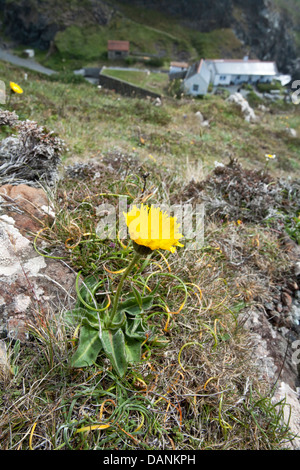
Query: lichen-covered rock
[[227, 92, 257, 122], [0, 110, 64, 187], [0, 186, 76, 341], [273, 382, 300, 449], [0, 183, 55, 235]]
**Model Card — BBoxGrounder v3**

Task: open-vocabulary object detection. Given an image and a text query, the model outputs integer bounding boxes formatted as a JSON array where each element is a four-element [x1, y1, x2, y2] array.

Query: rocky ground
[[0, 97, 300, 448]]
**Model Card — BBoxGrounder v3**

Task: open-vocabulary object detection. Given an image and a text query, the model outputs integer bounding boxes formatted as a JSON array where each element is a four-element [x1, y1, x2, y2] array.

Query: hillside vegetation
[[0, 55, 299, 450], [0, 0, 257, 72]]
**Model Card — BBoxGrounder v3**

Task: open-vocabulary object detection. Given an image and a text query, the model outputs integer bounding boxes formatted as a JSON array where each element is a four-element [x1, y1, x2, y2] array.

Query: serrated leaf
[[71, 325, 102, 368]]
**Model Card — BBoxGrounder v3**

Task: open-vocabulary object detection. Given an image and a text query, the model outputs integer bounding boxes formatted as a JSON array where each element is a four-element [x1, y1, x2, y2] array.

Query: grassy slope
[[1, 61, 299, 176], [5, 0, 300, 72], [100, 68, 169, 95], [113, 1, 247, 59], [32, 0, 248, 72], [0, 59, 300, 450]]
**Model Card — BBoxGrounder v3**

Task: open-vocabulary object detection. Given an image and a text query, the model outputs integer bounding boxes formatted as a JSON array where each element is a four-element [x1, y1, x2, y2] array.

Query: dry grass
[[0, 60, 299, 450], [0, 153, 297, 450]]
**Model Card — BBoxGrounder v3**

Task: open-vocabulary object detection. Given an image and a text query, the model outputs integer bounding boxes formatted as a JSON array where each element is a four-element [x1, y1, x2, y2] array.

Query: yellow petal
[[10, 81, 23, 94], [124, 204, 184, 253]]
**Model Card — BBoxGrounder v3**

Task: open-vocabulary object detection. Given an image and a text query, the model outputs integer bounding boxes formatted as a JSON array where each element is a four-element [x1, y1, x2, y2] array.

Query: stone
[[227, 92, 257, 123], [0, 112, 64, 187], [0, 340, 11, 380], [287, 281, 298, 292], [0, 184, 54, 235], [273, 382, 300, 450], [195, 111, 204, 122], [265, 302, 274, 311], [282, 292, 293, 308], [240, 306, 299, 391], [153, 97, 162, 107], [257, 104, 269, 112], [285, 127, 297, 138], [0, 185, 76, 341]]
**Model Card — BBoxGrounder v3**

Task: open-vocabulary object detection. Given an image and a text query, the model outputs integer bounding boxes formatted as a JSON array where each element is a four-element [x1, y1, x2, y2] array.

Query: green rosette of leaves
[[68, 203, 184, 377]]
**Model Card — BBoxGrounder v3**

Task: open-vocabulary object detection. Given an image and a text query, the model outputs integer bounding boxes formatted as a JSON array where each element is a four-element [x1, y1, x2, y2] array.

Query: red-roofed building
[[107, 40, 130, 60]]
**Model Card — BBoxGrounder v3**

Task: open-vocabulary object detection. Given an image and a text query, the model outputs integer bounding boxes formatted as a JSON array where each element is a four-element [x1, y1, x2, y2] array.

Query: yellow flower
[[124, 204, 184, 254], [9, 82, 23, 94], [265, 153, 276, 159]]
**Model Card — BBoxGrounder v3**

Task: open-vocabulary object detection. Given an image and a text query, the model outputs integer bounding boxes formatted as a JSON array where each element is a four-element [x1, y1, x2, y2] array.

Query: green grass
[[1, 58, 299, 175], [24, 0, 248, 73], [0, 60, 300, 450], [114, 1, 246, 59], [38, 13, 194, 72], [101, 68, 169, 95]]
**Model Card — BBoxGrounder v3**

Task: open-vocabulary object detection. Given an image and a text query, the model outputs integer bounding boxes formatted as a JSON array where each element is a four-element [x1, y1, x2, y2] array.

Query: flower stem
[[106, 251, 141, 328]]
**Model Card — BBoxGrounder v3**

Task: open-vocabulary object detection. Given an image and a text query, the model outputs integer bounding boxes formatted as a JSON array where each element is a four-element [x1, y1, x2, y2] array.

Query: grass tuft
[[0, 60, 299, 450]]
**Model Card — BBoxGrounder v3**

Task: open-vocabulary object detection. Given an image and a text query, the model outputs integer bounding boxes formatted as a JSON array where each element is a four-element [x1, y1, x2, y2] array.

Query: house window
[[220, 75, 226, 81], [193, 84, 199, 91]]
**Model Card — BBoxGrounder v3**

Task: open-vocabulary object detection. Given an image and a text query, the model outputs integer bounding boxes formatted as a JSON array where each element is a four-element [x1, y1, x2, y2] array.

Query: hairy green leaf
[[71, 325, 102, 368], [101, 328, 128, 377]]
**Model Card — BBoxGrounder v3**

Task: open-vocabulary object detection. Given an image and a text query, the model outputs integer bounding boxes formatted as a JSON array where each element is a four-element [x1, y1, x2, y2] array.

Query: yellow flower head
[[10, 81, 23, 94], [265, 153, 276, 160], [124, 204, 184, 254]]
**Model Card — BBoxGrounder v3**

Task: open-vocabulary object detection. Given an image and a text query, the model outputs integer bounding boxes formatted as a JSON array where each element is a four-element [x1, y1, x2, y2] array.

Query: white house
[[182, 59, 211, 96], [169, 61, 189, 80], [205, 58, 278, 87], [178, 58, 280, 96]]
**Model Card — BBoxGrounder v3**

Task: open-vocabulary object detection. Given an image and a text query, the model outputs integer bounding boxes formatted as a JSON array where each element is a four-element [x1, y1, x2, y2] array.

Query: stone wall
[[99, 73, 161, 100]]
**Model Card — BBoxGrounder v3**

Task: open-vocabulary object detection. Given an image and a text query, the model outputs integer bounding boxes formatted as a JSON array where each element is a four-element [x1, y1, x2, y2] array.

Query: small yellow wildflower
[[9, 82, 23, 94], [265, 154, 276, 160], [124, 204, 184, 254]]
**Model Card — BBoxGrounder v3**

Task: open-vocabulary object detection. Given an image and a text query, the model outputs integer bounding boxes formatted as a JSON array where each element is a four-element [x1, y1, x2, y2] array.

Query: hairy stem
[[106, 251, 141, 327]]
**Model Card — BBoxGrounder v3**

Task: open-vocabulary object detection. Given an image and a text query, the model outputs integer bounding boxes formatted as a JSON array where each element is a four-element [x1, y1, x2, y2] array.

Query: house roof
[[185, 61, 202, 79], [185, 60, 210, 83], [170, 61, 189, 69], [107, 40, 130, 52], [208, 59, 278, 76]]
